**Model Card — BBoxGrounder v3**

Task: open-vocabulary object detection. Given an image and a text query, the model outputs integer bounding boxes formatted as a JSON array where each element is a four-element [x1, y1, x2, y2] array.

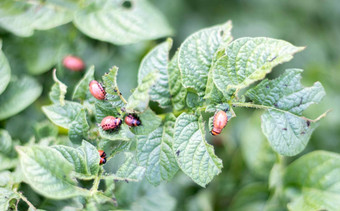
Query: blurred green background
[[1, 0, 339, 210]]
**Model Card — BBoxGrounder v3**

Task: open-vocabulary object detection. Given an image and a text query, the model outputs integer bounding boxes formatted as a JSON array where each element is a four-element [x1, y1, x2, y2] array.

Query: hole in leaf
[[122, 0, 133, 9]]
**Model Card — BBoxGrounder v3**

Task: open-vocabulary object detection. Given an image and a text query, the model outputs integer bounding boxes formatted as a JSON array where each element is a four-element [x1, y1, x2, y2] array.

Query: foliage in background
[[1, 0, 339, 210]]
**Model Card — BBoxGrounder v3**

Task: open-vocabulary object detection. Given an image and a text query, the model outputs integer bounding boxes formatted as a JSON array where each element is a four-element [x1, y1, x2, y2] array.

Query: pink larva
[[62, 55, 85, 71], [89, 80, 106, 100], [100, 116, 122, 131]]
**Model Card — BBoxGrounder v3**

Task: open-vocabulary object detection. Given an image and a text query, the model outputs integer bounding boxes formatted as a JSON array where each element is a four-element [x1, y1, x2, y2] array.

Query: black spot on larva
[[274, 103, 278, 108], [284, 84, 288, 87], [125, 179, 129, 183], [282, 128, 287, 131], [113, 89, 117, 92], [301, 131, 306, 135], [306, 120, 311, 127], [266, 85, 269, 89], [114, 179, 118, 182]]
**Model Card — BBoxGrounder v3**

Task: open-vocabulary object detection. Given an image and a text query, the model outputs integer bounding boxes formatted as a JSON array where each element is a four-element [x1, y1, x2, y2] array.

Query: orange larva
[[89, 80, 106, 100], [62, 55, 85, 71], [124, 114, 141, 127], [210, 110, 228, 136], [100, 116, 122, 131], [98, 150, 107, 164], [98, 150, 106, 158]]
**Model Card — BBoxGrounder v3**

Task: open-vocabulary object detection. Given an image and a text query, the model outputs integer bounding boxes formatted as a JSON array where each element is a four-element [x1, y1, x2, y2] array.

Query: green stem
[[91, 168, 102, 194], [17, 192, 36, 210], [117, 91, 128, 104]]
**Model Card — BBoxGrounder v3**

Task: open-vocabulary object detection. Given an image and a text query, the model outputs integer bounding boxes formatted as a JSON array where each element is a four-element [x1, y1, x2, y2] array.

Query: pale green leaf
[[246, 69, 325, 115], [0, 129, 12, 155], [0, 188, 19, 211], [168, 51, 187, 111], [213, 37, 304, 95], [73, 66, 95, 101], [0, 154, 17, 171], [68, 109, 90, 143], [102, 66, 125, 100], [99, 124, 132, 141], [33, 121, 59, 140], [0, 76, 42, 120], [284, 151, 340, 210], [115, 152, 146, 182], [131, 185, 176, 211], [137, 114, 178, 185], [261, 109, 318, 156], [0, 42, 10, 95], [129, 108, 161, 135], [173, 113, 222, 187], [49, 69, 67, 106], [246, 69, 326, 156], [53, 141, 100, 180], [81, 141, 100, 176], [42, 101, 83, 129], [17, 146, 89, 199], [179, 21, 232, 96], [126, 71, 158, 113], [0, 0, 72, 37], [52, 145, 88, 177], [138, 38, 172, 107], [94, 100, 122, 122], [287, 188, 340, 211], [73, 0, 172, 45], [0, 171, 11, 187]]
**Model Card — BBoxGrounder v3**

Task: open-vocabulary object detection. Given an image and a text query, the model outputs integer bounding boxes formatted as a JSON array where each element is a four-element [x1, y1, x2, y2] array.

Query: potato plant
[[0, 0, 336, 210]]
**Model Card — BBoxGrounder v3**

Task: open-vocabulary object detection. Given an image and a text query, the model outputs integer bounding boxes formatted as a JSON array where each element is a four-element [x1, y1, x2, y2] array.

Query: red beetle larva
[[124, 114, 141, 127], [210, 110, 228, 136], [89, 80, 106, 100], [100, 116, 122, 131], [62, 55, 85, 71], [98, 150, 107, 164]]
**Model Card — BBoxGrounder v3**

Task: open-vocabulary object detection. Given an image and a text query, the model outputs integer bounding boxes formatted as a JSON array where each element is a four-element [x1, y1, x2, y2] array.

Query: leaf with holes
[[73, 0, 172, 45], [246, 69, 326, 156], [284, 151, 340, 210], [137, 114, 178, 185], [138, 38, 172, 107], [173, 113, 222, 187], [16, 146, 90, 199], [179, 21, 232, 96], [0, 188, 19, 211], [0, 76, 42, 120], [213, 37, 304, 95]]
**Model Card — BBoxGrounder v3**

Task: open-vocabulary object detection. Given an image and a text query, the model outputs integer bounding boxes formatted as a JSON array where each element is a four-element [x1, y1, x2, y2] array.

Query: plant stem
[[117, 90, 128, 104], [91, 169, 102, 194], [17, 192, 36, 210]]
